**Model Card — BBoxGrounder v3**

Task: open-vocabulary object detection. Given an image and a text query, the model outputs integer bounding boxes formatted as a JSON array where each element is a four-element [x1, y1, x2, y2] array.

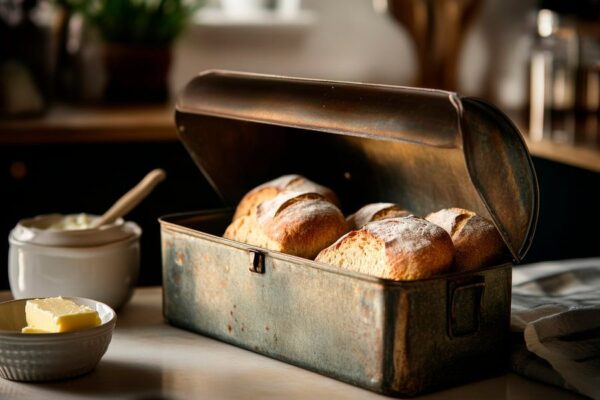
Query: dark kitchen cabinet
[[1, 141, 221, 290]]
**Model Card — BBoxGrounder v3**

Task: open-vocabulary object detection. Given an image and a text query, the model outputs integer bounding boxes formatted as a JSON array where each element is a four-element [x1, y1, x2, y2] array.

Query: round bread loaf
[[315, 216, 455, 280], [224, 191, 348, 259], [233, 175, 339, 220], [425, 208, 505, 271], [346, 202, 411, 229]]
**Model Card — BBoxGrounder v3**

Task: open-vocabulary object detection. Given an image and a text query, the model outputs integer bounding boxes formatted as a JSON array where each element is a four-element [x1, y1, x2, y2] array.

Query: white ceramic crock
[[8, 214, 141, 310], [0, 297, 116, 382]]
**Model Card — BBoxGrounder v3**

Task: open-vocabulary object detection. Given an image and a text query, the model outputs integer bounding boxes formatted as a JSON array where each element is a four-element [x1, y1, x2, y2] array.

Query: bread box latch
[[248, 249, 266, 274]]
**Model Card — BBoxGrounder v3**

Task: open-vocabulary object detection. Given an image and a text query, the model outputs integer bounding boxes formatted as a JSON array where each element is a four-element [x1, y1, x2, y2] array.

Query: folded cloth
[[510, 258, 600, 399]]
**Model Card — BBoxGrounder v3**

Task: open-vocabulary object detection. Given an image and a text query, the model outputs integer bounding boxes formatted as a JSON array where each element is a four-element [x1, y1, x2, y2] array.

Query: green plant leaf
[[54, 0, 203, 45]]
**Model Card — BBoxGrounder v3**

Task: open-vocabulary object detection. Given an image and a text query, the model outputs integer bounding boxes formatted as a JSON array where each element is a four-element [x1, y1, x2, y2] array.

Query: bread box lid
[[175, 70, 539, 262]]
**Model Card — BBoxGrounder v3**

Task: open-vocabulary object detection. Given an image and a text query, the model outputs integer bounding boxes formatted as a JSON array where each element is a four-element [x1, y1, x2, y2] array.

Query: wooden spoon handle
[[92, 169, 166, 228]]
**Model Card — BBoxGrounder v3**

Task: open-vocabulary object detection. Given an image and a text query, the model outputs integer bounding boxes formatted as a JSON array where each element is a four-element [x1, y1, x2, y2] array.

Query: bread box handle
[[447, 280, 486, 339]]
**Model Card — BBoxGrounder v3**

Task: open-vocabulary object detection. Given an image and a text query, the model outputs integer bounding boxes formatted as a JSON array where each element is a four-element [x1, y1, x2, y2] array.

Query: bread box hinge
[[248, 249, 266, 274]]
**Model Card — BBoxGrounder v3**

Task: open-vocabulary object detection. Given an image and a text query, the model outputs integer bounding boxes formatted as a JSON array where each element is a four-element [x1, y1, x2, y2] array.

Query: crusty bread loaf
[[315, 216, 455, 280], [233, 175, 339, 220], [347, 202, 411, 229], [224, 191, 348, 259], [425, 208, 505, 271]]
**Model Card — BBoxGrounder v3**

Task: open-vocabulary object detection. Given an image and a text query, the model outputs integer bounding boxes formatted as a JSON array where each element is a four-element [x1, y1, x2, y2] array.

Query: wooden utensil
[[91, 169, 166, 228]]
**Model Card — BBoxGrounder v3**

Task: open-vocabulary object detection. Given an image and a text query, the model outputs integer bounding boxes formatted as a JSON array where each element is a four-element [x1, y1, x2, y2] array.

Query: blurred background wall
[[172, 0, 418, 91], [1, 0, 598, 291], [172, 0, 537, 110]]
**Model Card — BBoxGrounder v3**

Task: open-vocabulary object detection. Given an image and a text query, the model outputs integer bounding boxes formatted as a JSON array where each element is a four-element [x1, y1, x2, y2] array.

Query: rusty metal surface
[[174, 70, 538, 262], [163, 71, 536, 395], [161, 211, 511, 396]]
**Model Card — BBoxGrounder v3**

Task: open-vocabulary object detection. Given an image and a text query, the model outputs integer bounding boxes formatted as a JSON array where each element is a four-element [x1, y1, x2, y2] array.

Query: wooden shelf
[[508, 112, 600, 173], [524, 136, 600, 173], [1, 104, 599, 172], [0, 104, 176, 144]]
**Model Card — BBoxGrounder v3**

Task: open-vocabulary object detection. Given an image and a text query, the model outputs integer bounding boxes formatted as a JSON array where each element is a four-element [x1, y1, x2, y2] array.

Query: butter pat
[[22, 297, 101, 334], [48, 213, 95, 231], [21, 327, 49, 334]]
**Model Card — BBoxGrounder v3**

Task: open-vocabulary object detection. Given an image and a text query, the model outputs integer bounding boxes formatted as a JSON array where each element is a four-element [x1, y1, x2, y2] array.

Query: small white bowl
[[11, 214, 131, 247], [8, 214, 141, 310], [0, 297, 116, 382]]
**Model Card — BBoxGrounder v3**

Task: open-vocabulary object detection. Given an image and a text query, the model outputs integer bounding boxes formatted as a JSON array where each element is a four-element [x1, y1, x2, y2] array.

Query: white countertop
[[0, 287, 585, 400]]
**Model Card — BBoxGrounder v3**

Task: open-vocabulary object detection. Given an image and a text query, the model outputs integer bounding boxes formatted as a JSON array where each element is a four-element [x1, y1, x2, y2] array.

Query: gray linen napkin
[[510, 258, 600, 399]]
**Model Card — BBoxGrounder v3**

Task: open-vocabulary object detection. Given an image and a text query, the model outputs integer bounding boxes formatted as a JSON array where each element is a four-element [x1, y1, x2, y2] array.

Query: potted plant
[[59, 0, 202, 102]]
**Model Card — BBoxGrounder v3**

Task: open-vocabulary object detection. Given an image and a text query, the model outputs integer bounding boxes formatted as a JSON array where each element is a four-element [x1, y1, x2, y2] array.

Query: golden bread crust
[[233, 175, 339, 220], [225, 191, 348, 259], [346, 202, 411, 229], [316, 216, 454, 280], [425, 207, 505, 271]]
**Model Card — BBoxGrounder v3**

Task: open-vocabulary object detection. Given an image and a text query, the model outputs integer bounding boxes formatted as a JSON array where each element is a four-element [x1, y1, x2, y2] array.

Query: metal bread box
[[160, 71, 539, 396]]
